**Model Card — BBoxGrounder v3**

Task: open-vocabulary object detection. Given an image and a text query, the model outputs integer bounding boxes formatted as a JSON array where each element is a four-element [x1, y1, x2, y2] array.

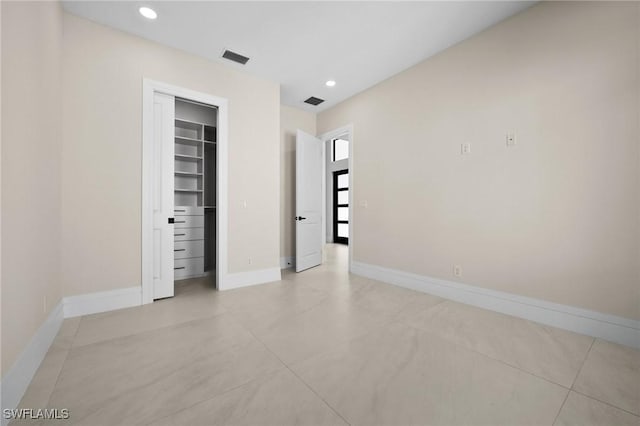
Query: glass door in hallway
[[333, 169, 349, 245]]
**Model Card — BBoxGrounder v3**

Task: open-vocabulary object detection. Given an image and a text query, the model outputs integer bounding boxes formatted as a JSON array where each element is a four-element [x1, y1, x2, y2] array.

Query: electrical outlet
[[360, 200, 368, 208], [453, 265, 462, 277], [248, 257, 252, 265], [242, 200, 248, 209], [461, 143, 471, 155], [506, 133, 516, 146]]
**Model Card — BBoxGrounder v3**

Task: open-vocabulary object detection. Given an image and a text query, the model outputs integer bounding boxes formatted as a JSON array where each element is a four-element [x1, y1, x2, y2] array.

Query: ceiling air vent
[[304, 96, 325, 106], [221, 49, 250, 65]]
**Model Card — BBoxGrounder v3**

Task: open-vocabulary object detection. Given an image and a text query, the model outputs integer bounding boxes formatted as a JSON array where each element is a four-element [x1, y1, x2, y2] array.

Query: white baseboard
[[280, 257, 294, 269], [63, 286, 141, 318], [351, 261, 640, 349], [1, 301, 64, 423], [220, 267, 281, 290]]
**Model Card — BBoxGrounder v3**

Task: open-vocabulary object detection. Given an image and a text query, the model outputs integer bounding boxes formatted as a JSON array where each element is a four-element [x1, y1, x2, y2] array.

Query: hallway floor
[[14, 245, 640, 425]]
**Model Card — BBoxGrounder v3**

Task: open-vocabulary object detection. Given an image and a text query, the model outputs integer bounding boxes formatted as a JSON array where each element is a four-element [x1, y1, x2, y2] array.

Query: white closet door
[[152, 92, 175, 299], [295, 130, 323, 272]]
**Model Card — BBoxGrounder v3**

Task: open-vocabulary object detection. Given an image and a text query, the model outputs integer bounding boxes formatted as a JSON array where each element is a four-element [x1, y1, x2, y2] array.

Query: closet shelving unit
[[174, 117, 216, 207], [173, 99, 217, 280]]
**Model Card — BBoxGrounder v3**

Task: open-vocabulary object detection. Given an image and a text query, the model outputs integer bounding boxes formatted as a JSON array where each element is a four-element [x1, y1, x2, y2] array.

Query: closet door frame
[[142, 79, 228, 304]]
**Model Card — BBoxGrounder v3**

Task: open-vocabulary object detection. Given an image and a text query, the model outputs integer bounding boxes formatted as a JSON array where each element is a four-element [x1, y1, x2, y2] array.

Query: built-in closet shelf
[[174, 136, 216, 146], [175, 136, 203, 146], [175, 118, 204, 127], [174, 154, 203, 161], [175, 171, 203, 177], [175, 117, 216, 127], [175, 189, 203, 193]]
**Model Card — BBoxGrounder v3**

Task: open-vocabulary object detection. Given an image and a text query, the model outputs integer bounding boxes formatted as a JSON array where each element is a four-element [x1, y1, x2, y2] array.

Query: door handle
[[295, 216, 307, 221]]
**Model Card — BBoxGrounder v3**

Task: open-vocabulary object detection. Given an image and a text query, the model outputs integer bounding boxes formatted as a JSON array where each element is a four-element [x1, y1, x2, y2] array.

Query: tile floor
[[13, 245, 640, 425]]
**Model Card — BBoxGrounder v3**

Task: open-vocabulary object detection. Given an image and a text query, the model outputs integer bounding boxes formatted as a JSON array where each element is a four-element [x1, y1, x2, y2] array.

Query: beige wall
[[62, 13, 281, 296], [318, 2, 640, 320], [1, 1, 63, 374], [280, 106, 316, 260]]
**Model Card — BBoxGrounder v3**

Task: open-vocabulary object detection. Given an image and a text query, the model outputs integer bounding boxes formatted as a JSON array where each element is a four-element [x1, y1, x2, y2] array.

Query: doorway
[[142, 79, 229, 304], [293, 125, 353, 273], [320, 125, 354, 272]]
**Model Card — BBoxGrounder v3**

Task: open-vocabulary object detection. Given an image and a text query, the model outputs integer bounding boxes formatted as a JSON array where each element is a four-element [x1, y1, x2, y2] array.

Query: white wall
[[1, 1, 63, 375], [280, 105, 316, 262], [318, 1, 640, 321], [61, 13, 281, 296]]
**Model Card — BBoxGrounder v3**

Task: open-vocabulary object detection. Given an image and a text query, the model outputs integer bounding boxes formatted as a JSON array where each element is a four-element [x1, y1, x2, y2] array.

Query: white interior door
[[152, 92, 175, 299], [295, 130, 323, 272]]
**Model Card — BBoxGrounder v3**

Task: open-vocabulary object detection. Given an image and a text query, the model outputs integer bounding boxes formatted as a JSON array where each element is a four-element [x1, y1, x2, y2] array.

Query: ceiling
[[62, 1, 534, 112]]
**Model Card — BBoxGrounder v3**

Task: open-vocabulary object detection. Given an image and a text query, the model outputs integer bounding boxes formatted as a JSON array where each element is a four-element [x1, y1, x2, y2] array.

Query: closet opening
[[142, 79, 229, 304], [173, 98, 218, 296]]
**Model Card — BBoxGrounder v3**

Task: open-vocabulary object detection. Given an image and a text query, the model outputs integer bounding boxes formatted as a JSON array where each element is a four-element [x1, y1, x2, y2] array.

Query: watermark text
[[3, 408, 70, 420]]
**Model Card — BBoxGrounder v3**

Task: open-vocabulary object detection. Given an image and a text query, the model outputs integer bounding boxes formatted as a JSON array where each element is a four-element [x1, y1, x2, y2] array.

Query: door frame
[[141, 79, 229, 304], [318, 124, 354, 272]]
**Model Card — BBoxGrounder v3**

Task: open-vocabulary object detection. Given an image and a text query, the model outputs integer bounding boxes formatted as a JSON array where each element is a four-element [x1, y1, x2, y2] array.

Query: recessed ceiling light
[[325, 80, 336, 87], [139, 6, 157, 20]]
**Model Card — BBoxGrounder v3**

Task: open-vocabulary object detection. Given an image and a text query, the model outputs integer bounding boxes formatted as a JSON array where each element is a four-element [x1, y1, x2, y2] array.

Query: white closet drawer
[[174, 215, 204, 228], [173, 227, 204, 241], [174, 240, 204, 259], [174, 206, 204, 216], [174, 257, 204, 279]]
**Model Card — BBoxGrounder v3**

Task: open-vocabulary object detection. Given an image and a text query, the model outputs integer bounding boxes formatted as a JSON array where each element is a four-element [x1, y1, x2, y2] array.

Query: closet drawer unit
[[173, 227, 204, 241], [174, 206, 204, 216], [174, 240, 204, 260], [174, 257, 204, 279], [173, 215, 204, 229]]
